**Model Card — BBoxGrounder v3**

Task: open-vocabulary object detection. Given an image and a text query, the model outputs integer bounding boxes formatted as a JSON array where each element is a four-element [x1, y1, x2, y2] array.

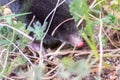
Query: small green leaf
[[84, 21, 94, 37], [0, 40, 9, 45], [24, 64, 45, 80], [69, 59, 91, 78], [102, 14, 116, 24], [70, 0, 89, 21], [61, 57, 74, 68], [28, 21, 47, 40]]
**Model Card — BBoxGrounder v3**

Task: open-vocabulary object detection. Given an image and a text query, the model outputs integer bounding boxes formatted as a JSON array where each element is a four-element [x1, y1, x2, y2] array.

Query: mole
[[0, 0, 84, 49]]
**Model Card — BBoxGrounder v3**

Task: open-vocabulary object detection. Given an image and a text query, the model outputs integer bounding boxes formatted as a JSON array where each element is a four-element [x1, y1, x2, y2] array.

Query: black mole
[[0, 0, 84, 48]]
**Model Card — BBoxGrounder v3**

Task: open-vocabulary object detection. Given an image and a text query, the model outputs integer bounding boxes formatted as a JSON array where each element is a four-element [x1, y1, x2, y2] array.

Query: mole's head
[[51, 19, 84, 48]]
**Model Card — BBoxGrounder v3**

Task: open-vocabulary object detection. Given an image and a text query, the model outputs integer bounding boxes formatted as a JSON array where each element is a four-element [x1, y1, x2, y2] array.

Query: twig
[[98, 12, 103, 77], [51, 18, 73, 36], [0, 23, 33, 41]]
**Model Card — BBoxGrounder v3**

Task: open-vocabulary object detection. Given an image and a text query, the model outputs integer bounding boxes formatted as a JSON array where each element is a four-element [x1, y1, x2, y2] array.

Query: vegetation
[[0, 0, 120, 80]]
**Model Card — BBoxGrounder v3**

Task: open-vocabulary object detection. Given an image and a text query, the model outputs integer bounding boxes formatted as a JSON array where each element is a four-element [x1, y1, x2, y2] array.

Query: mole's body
[[0, 0, 84, 48]]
